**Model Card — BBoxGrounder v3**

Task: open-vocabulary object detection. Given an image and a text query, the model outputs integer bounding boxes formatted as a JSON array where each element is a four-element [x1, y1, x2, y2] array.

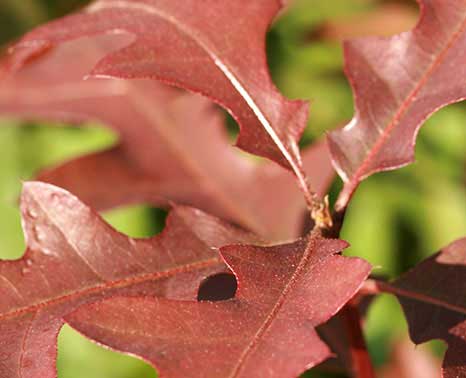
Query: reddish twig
[[341, 300, 375, 378], [325, 206, 375, 378]]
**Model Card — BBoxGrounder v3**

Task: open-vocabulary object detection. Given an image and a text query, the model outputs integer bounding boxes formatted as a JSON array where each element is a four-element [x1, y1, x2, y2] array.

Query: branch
[[323, 208, 375, 378], [341, 300, 376, 378]]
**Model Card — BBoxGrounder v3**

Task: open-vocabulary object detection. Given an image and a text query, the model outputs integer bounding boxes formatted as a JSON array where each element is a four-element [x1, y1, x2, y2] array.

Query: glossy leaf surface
[[66, 234, 371, 377], [329, 0, 466, 209], [391, 238, 466, 378], [0, 35, 334, 242], [6, 0, 310, 174], [0, 182, 256, 378]]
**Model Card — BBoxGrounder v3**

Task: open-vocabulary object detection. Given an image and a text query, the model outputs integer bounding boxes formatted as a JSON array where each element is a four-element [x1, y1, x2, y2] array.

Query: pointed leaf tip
[[65, 233, 371, 378], [1, 35, 335, 242], [390, 238, 466, 378], [6, 0, 311, 182], [330, 0, 466, 209]]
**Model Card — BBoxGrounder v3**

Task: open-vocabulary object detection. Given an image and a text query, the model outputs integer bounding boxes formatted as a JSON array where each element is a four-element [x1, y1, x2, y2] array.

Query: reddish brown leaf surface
[[387, 238, 466, 378], [64, 234, 371, 378], [5, 0, 310, 180], [0, 35, 334, 242], [328, 0, 466, 210], [0, 182, 257, 378]]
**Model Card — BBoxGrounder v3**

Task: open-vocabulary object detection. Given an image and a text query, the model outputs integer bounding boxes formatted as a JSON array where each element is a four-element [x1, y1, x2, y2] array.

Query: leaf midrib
[[346, 14, 466, 188], [0, 257, 221, 321], [86, 0, 306, 190], [3, 41, 268, 235], [379, 281, 466, 316], [227, 236, 319, 377], [128, 86, 266, 235]]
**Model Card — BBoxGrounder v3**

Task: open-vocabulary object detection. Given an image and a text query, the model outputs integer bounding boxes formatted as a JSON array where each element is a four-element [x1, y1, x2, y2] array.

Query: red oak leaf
[[328, 0, 466, 210], [0, 182, 256, 378], [0, 35, 334, 242], [64, 233, 371, 378], [386, 238, 466, 378], [5, 0, 310, 184]]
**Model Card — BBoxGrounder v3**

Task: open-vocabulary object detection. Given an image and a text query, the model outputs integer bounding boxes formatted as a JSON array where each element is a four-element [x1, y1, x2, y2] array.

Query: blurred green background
[[0, 0, 464, 377]]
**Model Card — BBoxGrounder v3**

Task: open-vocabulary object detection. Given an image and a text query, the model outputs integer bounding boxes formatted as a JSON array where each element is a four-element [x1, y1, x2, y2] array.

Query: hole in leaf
[[219, 108, 268, 165], [197, 273, 237, 301], [301, 369, 347, 378], [223, 110, 240, 142], [57, 324, 156, 378]]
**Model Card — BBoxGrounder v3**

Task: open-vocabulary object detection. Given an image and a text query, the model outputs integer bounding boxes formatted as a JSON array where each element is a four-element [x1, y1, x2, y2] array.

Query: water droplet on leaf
[[33, 225, 46, 242], [41, 247, 55, 256], [27, 209, 38, 219]]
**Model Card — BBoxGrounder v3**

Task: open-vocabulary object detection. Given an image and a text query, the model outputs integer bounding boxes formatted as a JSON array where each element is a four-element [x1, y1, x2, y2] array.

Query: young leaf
[[386, 238, 466, 378], [5, 0, 311, 185], [329, 0, 466, 210], [64, 233, 371, 378], [0, 182, 256, 378], [0, 35, 334, 242]]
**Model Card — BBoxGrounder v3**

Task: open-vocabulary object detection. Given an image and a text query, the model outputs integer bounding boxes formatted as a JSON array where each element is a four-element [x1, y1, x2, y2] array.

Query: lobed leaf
[[329, 0, 466, 209], [65, 233, 371, 377], [0, 182, 256, 378], [388, 238, 466, 378], [0, 35, 335, 242], [5, 0, 310, 176]]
